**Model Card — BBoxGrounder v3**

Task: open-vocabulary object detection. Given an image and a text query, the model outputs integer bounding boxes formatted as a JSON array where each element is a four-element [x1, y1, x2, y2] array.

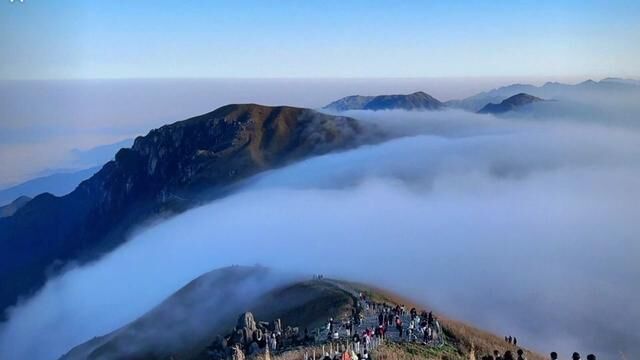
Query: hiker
[[362, 349, 370, 360], [508, 336, 513, 344], [408, 319, 415, 339], [516, 349, 526, 360], [378, 312, 384, 326], [364, 331, 372, 350], [332, 330, 340, 341], [270, 333, 277, 351], [549, 352, 558, 360], [341, 349, 352, 360], [505, 336, 509, 342], [503, 351, 515, 360], [410, 307, 417, 320], [353, 333, 361, 353], [395, 316, 403, 338], [513, 337, 517, 346], [323, 353, 332, 360], [494, 350, 503, 360], [587, 355, 596, 360], [572, 353, 581, 360], [428, 311, 434, 327], [375, 325, 380, 341]]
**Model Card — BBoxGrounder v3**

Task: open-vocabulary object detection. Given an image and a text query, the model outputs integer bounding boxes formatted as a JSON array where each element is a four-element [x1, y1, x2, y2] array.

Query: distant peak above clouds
[[323, 91, 444, 111], [447, 77, 640, 112], [477, 93, 544, 114]]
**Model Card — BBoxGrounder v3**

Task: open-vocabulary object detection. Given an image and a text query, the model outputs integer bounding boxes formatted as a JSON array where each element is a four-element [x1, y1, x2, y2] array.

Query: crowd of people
[[204, 277, 600, 360], [551, 352, 597, 360], [372, 303, 441, 344], [504, 335, 518, 346], [481, 349, 598, 360]]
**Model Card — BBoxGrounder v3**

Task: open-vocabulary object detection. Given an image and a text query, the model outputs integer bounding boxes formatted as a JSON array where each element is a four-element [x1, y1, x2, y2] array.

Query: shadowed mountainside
[[0, 104, 363, 319], [60, 266, 354, 360]]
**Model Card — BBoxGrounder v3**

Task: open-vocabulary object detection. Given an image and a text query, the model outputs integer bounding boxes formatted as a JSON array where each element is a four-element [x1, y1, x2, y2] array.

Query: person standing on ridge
[[516, 349, 526, 360], [352, 332, 361, 354], [549, 352, 557, 360]]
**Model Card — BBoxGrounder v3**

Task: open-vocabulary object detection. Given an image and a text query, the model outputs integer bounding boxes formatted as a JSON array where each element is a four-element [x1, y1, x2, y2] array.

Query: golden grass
[[338, 280, 546, 360]]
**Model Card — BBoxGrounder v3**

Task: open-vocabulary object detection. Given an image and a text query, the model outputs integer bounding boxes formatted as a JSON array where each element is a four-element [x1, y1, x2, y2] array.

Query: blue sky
[[1, 0, 639, 79]]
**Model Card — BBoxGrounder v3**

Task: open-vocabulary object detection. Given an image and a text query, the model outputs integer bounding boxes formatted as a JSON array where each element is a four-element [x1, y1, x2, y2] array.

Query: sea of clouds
[[1, 101, 639, 359]]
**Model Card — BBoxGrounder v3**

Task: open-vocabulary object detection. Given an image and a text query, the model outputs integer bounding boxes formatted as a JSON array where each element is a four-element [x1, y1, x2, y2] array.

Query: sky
[[1, 0, 639, 79]]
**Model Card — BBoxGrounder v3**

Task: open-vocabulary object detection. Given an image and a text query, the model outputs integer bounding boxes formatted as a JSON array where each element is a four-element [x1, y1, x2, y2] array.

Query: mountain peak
[[324, 91, 443, 111], [0, 104, 363, 317], [477, 93, 543, 114]]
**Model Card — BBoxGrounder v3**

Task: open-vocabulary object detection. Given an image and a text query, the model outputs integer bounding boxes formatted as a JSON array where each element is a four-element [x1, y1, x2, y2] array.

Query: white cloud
[[1, 108, 640, 359]]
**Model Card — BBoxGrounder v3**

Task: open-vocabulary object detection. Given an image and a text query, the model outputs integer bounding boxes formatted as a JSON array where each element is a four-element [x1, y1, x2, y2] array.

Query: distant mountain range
[[324, 78, 639, 113], [0, 139, 133, 207], [446, 77, 640, 112], [0, 104, 363, 318], [0, 196, 31, 218], [0, 167, 100, 207], [477, 93, 544, 114], [324, 91, 444, 111]]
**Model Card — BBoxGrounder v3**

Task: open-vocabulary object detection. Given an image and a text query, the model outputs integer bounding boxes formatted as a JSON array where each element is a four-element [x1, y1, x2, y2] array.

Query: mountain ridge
[[60, 266, 546, 360], [477, 93, 544, 114], [0, 104, 363, 318], [324, 91, 444, 111], [447, 77, 640, 112]]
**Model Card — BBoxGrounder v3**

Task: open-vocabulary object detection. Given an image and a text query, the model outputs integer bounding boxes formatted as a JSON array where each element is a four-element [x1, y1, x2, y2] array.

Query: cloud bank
[[1, 108, 639, 359]]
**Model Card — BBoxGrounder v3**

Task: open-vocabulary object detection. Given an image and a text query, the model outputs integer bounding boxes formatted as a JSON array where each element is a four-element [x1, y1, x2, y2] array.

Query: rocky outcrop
[[0, 104, 363, 318]]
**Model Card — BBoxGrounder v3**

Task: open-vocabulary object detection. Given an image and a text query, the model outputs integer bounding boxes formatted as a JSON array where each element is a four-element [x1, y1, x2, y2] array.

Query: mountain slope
[[0, 104, 363, 318], [478, 93, 544, 114], [60, 266, 354, 360], [61, 266, 545, 360], [324, 91, 444, 111]]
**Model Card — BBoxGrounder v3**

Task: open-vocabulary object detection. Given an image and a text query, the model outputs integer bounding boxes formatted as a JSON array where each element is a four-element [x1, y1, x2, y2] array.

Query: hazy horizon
[[1, 75, 619, 188]]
